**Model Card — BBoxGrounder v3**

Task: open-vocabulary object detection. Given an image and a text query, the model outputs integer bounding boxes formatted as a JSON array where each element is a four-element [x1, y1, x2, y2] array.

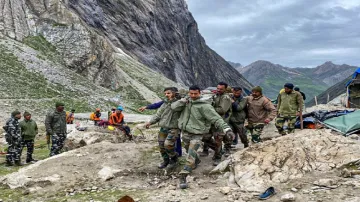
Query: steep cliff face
[[0, 0, 190, 118], [67, 0, 252, 89], [0, 0, 118, 87], [1, 0, 252, 98]]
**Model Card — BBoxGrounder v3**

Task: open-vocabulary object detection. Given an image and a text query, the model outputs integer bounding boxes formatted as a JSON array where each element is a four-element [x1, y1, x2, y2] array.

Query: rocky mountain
[[295, 61, 357, 86], [239, 60, 357, 101], [228, 61, 243, 69], [68, 0, 252, 88], [0, 0, 252, 118]]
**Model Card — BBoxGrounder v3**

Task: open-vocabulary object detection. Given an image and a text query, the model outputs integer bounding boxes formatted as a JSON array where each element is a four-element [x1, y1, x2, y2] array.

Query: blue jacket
[[146, 101, 164, 110]]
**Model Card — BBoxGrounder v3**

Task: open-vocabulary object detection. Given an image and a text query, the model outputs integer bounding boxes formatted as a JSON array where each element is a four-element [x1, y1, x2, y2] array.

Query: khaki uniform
[[246, 95, 277, 142], [149, 98, 180, 159], [172, 98, 231, 174], [45, 110, 67, 156], [276, 91, 303, 135], [229, 95, 248, 146]]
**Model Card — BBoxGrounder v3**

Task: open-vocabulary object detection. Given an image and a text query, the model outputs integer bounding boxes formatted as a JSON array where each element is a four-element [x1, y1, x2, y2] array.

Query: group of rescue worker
[[3, 102, 131, 166], [3, 82, 303, 190], [139, 82, 304, 189]]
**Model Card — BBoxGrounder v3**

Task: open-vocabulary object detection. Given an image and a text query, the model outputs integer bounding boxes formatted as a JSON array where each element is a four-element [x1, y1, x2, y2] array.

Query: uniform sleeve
[[147, 101, 164, 110], [35, 122, 38, 135], [202, 105, 231, 131], [233, 98, 247, 112], [264, 100, 277, 121], [171, 100, 186, 112], [149, 104, 165, 124], [214, 96, 232, 115], [8, 120, 18, 138], [19, 121, 25, 136], [45, 112, 53, 134], [276, 94, 282, 112], [297, 93, 304, 111]]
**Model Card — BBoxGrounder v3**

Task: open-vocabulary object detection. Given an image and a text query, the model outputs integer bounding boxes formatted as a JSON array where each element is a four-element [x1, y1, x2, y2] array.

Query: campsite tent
[[346, 68, 360, 108], [324, 110, 360, 136]]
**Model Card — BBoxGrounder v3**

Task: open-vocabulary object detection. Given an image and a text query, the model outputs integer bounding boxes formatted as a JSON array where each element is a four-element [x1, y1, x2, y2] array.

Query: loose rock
[[219, 186, 231, 195], [280, 193, 296, 201]]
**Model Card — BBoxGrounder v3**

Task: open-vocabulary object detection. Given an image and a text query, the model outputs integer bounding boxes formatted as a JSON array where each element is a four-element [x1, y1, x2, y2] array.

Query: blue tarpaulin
[[346, 67, 360, 87]]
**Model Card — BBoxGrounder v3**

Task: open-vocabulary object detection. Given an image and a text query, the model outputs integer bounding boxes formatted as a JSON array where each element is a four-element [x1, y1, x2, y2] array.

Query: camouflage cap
[[55, 102, 65, 107], [252, 86, 262, 93], [11, 110, 21, 117]]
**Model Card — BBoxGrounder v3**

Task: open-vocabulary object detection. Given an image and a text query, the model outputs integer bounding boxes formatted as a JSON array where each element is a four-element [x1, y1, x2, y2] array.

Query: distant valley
[[231, 60, 357, 101]]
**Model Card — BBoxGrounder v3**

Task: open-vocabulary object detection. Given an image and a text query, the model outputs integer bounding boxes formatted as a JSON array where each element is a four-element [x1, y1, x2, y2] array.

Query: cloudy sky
[[186, 0, 360, 68]]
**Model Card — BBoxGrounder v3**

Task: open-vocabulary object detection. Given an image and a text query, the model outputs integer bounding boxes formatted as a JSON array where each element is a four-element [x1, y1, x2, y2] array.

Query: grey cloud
[[187, 0, 360, 67]]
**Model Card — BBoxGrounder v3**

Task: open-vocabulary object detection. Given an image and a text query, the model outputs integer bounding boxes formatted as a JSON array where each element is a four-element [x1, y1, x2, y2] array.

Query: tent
[[346, 68, 360, 108], [323, 110, 360, 136]]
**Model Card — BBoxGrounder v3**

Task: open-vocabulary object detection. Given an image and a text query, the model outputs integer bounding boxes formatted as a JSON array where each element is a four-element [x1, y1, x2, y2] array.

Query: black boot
[[5, 160, 14, 167], [168, 155, 178, 169], [199, 149, 209, 157], [224, 148, 231, 157], [244, 142, 249, 148], [179, 174, 188, 189], [213, 158, 222, 166], [15, 160, 23, 166], [26, 156, 38, 164], [193, 158, 201, 170], [158, 158, 170, 169]]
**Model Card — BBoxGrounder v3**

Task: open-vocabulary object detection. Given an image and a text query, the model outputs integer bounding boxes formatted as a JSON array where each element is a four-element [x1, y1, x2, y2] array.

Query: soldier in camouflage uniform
[[146, 87, 181, 169], [4, 110, 22, 166], [276, 83, 304, 135], [246, 86, 277, 143], [229, 87, 249, 148], [45, 102, 67, 156], [20, 111, 38, 163], [201, 82, 233, 166], [172, 85, 235, 189]]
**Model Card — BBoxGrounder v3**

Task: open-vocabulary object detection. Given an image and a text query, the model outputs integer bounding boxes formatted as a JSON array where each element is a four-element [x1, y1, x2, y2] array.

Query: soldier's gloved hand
[[224, 128, 235, 140]]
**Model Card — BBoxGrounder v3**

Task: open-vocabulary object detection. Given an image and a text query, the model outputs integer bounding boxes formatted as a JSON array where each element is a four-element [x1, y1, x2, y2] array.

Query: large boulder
[[233, 129, 360, 192]]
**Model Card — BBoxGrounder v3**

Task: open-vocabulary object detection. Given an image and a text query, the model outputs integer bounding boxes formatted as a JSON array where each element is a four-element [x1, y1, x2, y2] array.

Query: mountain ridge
[[238, 60, 357, 100]]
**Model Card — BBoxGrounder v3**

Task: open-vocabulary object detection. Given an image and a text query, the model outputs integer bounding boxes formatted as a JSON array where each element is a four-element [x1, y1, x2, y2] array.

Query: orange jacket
[[109, 113, 124, 125], [90, 112, 101, 121], [66, 112, 75, 123]]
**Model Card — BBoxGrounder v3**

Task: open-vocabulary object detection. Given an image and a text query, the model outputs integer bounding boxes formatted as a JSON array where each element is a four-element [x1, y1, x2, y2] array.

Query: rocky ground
[[1, 114, 360, 202]]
